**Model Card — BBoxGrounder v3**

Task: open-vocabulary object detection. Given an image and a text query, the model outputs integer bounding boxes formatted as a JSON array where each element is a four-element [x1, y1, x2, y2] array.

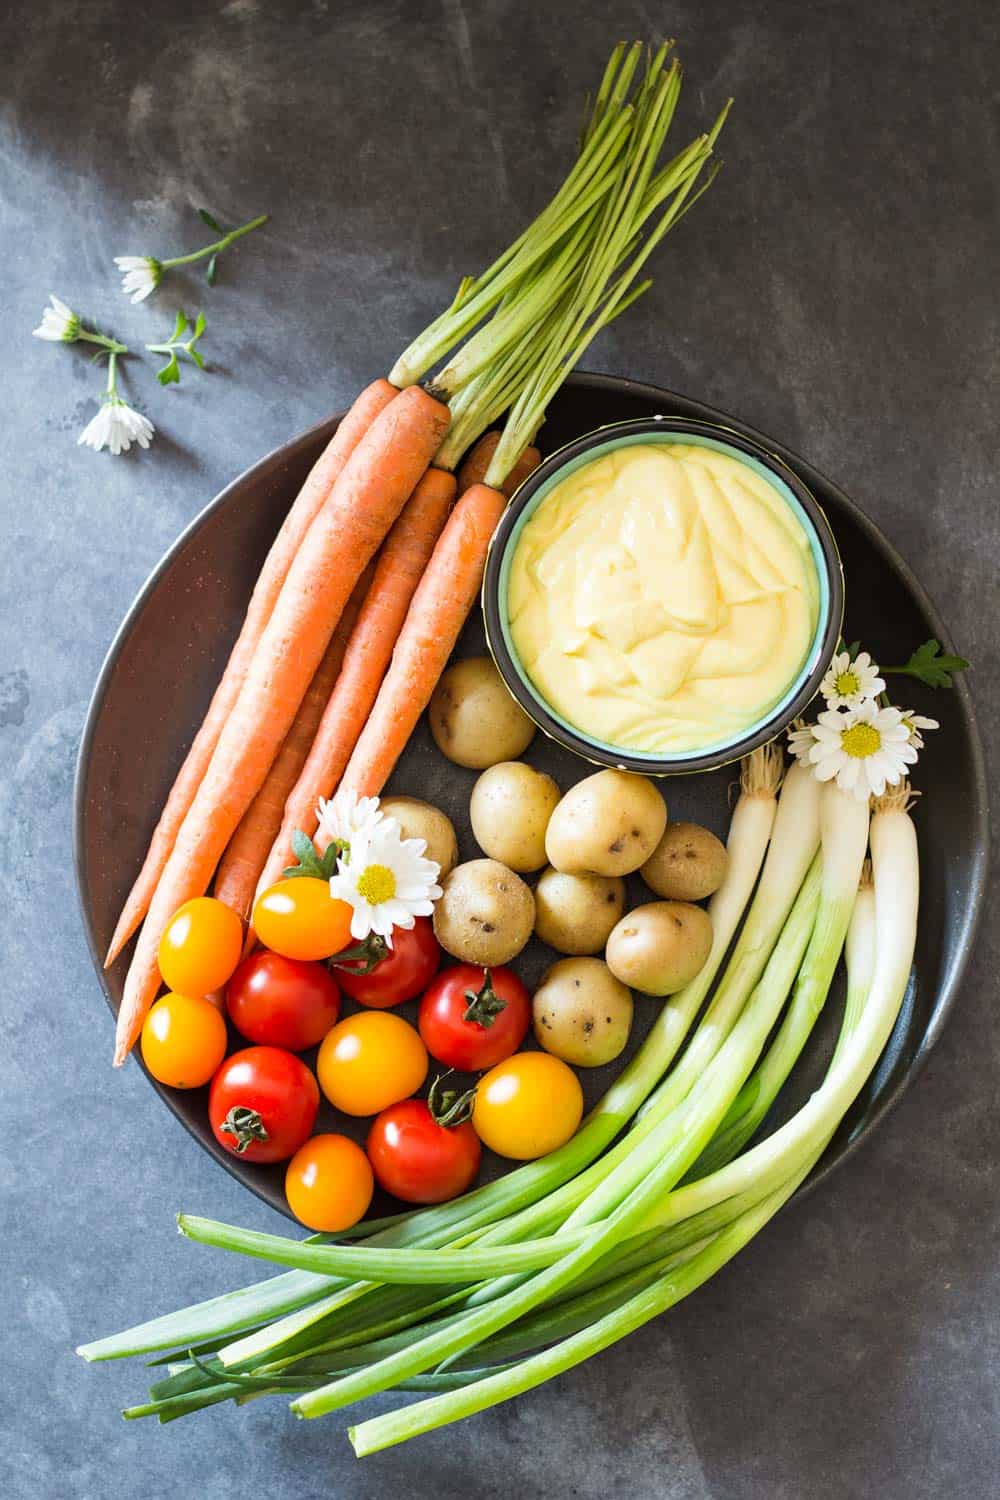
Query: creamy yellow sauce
[[507, 443, 820, 753]]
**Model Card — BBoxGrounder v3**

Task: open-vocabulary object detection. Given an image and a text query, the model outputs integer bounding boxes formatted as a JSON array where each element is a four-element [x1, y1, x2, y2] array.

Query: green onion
[[685, 781, 870, 1178], [642, 785, 919, 1238], [348, 1166, 809, 1456]]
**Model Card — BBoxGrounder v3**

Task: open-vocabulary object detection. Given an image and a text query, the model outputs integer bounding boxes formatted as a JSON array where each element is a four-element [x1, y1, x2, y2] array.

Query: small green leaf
[[156, 353, 181, 386], [189, 348, 205, 370], [198, 208, 223, 233], [885, 638, 971, 689], [205, 254, 218, 286], [170, 309, 189, 340], [193, 311, 207, 338], [845, 640, 861, 661], [290, 830, 322, 873], [282, 829, 344, 880]]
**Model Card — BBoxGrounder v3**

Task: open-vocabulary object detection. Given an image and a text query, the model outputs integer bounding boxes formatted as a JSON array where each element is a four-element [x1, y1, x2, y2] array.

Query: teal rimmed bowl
[[483, 416, 845, 776]]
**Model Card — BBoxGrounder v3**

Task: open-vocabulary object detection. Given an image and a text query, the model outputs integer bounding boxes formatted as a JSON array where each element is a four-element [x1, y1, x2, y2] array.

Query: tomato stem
[[219, 1106, 270, 1155], [428, 1073, 477, 1129], [328, 933, 390, 976], [462, 971, 507, 1029]]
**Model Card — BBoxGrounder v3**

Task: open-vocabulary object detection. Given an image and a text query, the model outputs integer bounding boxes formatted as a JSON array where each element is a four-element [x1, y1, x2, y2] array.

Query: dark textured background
[[2, 2, 997, 1496]]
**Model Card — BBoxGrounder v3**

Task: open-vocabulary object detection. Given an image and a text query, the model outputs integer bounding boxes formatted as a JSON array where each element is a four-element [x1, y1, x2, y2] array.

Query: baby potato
[[641, 821, 728, 902], [470, 762, 560, 873], [429, 657, 536, 769], [534, 867, 626, 955], [606, 901, 713, 996], [379, 796, 459, 878], [545, 770, 667, 877], [532, 957, 633, 1068], [432, 858, 535, 967]]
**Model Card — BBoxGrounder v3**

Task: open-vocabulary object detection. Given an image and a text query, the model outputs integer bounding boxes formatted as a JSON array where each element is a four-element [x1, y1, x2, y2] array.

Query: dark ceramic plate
[[74, 373, 989, 1221]]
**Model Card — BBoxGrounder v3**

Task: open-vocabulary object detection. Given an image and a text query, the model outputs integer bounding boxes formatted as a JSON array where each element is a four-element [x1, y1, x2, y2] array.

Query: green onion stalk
[[684, 780, 871, 1179], [638, 784, 918, 1238]]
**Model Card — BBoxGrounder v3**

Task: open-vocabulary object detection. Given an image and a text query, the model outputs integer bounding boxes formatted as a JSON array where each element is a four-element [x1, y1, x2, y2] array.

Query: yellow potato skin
[[545, 770, 667, 877]]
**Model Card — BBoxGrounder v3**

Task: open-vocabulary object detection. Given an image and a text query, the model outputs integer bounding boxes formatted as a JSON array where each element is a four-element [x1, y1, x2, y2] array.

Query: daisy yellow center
[[835, 669, 860, 697], [841, 723, 881, 758], [356, 863, 396, 905]]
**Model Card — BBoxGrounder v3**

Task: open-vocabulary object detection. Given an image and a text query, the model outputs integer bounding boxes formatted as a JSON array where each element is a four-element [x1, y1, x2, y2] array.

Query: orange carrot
[[337, 481, 509, 803], [212, 564, 373, 922], [258, 466, 458, 892], [457, 432, 541, 497], [104, 378, 398, 967], [114, 385, 449, 1063]]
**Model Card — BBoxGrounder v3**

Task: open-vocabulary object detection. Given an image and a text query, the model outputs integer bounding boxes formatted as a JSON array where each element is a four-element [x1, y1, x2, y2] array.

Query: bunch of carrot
[[107, 41, 730, 1066]]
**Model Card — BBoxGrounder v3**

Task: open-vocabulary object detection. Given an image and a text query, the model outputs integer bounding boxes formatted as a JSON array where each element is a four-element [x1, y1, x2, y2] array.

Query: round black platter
[[74, 373, 989, 1220]]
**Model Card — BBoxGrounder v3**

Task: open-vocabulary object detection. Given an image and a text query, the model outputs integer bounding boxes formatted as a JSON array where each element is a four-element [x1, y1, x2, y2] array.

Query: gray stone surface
[[2, 2, 997, 1496]]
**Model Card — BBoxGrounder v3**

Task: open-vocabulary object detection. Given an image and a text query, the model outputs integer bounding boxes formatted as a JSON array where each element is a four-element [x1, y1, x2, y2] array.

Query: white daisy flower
[[897, 708, 939, 751], [329, 819, 441, 946], [316, 790, 387, 852], [808, 701, 918, 801], [820, 649, 885, 710], [32, 294, 81, 342], [78, 395, 155, 456], [786, 718, 817, 765], [114, 255, 163, 303]]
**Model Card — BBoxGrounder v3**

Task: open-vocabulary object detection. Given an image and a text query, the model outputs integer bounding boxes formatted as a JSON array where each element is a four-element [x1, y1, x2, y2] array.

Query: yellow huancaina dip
[[507, 442, 820, 753]]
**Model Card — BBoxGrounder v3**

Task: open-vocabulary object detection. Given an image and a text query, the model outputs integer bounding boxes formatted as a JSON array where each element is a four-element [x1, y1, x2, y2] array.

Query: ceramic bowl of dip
[[483, 416, 844, 775]]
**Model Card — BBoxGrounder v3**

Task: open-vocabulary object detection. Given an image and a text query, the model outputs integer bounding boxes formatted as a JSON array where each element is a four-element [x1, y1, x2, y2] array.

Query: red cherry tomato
[[226, 951, 340, 1051], [418, 965, 531, 1071], [209, 1046, 319, 1164], [367, 1098, 481, 1204], [332, 917, 440, 1008]]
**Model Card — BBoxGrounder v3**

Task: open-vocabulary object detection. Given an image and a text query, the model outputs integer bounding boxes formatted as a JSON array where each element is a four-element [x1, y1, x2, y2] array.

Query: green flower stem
[[160, 213, 269, 270], [77, 330, 128, 356]]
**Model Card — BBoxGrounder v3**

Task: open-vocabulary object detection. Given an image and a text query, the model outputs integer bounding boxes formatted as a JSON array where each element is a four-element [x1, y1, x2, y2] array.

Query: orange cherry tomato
[[472, 1052, 583, 1160], [252, 878, 354, 962], [285, 1134, 374, 1231], [158, 897, 244, 996], [317, 1011, 428, 1117], [141, 992, 229, 1089]]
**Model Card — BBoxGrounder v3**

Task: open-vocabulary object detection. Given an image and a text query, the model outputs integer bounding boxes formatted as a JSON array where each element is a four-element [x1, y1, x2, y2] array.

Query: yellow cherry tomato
[[158, 897, 243, 996], [285, 1134, 374, 1231], [472, 1052, 583, 1160], [317, 1011, 428, 1117], [141, 992, 229, 1089], [252, 878, 354, 962]]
